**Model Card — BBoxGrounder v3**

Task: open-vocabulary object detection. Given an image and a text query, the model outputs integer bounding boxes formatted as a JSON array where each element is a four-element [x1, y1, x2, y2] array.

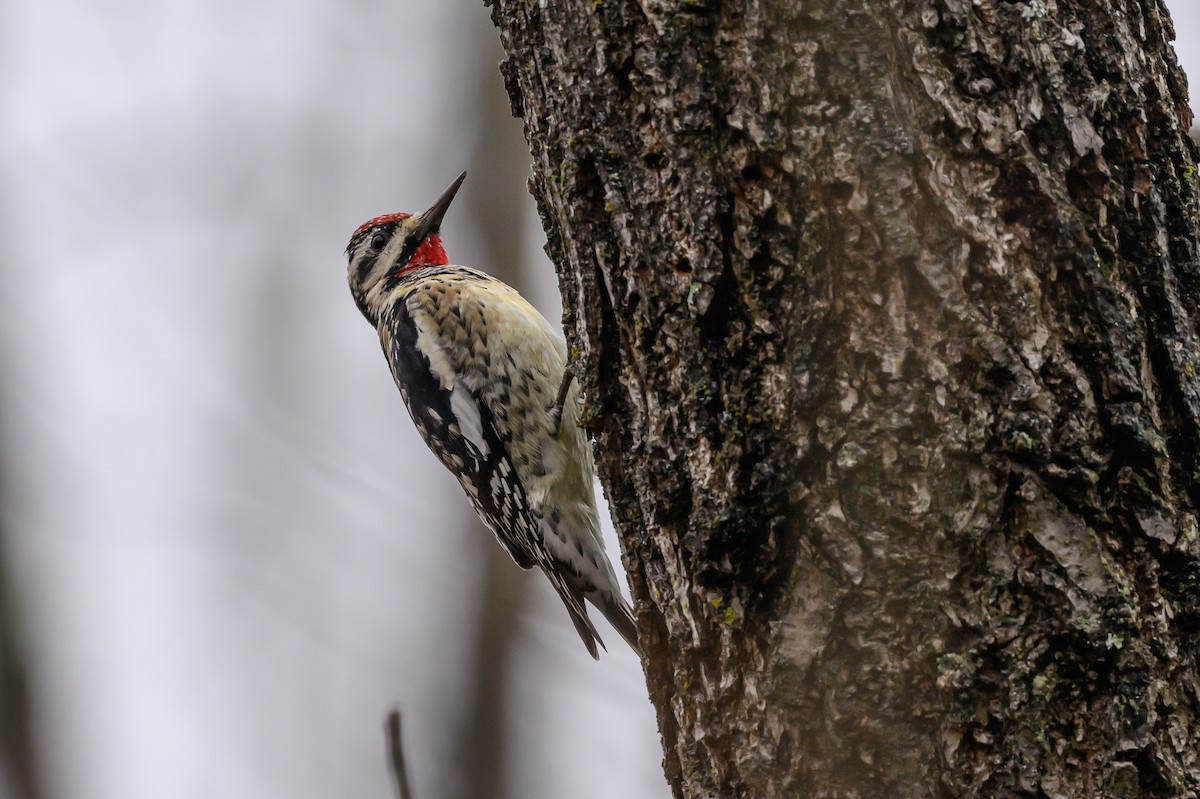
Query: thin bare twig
[[385, 708, 414, 799]]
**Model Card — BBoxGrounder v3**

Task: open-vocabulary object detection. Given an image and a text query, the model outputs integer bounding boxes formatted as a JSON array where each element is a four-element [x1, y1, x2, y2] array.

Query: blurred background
[[0, 3, 1194, 799], [0, 2, 664, 798]]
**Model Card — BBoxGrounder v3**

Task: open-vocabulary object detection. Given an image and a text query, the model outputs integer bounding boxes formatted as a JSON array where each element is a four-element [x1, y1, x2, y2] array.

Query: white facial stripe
[[348, 217, 419, 300]]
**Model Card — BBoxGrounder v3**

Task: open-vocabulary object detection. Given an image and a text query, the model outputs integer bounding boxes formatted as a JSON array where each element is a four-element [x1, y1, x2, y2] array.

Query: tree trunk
[[487, 1, 1200, 796]]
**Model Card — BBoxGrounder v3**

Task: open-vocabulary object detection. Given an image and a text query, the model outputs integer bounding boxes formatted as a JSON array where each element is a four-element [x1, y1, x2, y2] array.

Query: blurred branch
[[384, 709, 414, 799], [0, 557, 40, 799], [0, 344, 40, 799]]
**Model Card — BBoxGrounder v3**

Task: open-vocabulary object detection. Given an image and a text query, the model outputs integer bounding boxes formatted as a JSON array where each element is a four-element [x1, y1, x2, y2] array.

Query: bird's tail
[[595, 592, 641, 656], [546, 570, 641, 659], [544, 568, 604, 659], [565, 601, 603, 660]]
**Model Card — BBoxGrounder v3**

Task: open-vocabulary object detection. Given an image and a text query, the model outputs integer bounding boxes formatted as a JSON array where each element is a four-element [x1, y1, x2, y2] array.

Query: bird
[[345, 171, 639, 658]]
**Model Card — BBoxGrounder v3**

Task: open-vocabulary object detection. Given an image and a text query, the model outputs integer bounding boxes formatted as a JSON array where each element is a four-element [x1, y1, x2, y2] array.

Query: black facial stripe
[[354, 252, 379, 285], [346, 221, 398, 259], [393, 234, 423, 270]]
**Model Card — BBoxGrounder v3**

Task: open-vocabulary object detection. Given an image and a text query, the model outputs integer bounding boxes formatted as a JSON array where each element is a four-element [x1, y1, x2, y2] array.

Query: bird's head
[[345, 171, 466, 320]]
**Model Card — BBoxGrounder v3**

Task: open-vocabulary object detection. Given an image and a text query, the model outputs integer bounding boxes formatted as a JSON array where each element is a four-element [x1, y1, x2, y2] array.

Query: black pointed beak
[[414, 171, 466, 242]]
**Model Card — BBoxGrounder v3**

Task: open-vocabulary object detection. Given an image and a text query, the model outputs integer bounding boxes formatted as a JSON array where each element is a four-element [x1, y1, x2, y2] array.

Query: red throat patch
[[398, 234, 449, 274]]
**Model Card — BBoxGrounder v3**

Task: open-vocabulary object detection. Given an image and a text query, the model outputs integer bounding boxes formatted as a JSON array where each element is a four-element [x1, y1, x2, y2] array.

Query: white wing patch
[[450, 378, 490, 458], [412, 319, 456, 391], [410, 300, 490, 459]]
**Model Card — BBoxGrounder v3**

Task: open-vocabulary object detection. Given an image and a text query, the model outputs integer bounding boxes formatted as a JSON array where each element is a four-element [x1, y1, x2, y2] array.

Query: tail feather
[[544, 568, 604, 659], [565, 601, 604, 660], [542, 564, 640, 659], [596, 594, 641, 656]]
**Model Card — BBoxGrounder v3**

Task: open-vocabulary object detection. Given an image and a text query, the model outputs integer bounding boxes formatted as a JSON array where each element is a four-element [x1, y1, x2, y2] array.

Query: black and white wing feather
[[382, 296, 537, 570], [380, 277, 607, 656]]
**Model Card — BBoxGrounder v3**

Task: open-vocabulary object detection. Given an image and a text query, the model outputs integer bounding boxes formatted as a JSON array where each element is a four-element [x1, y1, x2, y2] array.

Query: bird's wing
[[382, 275, 606, 657], [382, 292, 541, 570]]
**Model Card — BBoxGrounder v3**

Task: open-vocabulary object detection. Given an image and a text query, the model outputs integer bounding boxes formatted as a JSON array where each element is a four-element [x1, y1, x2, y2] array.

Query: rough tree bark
[[487, 1, 1200, 796]]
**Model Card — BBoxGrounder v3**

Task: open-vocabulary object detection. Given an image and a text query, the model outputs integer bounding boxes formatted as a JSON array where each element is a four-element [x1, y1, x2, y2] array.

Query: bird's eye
[[370, 232, 387, 252]]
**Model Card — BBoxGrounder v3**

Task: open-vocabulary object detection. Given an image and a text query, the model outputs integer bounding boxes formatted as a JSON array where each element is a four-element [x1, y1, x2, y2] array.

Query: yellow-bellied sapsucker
[[345, 172, 638, 658]]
